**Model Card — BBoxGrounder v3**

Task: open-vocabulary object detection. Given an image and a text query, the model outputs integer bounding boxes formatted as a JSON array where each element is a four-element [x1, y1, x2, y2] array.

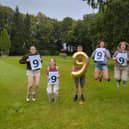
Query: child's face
[[50, 59, 56, 65], [30, 47, 37, 54], [120, 43, 126, 50], [99, 41, 105, 48], [77, 47, 83, 52]]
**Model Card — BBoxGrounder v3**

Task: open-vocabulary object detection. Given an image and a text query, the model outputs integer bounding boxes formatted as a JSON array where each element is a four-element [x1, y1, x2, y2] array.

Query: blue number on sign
[[33, 59, 39, 68], [97, 52, 102, 59], [51, 76, 57, 83], [118, 57, 124, 64]]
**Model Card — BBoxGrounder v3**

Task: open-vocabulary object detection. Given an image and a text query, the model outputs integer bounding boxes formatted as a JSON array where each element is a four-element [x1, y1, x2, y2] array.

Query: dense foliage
[[0, 0, 129, 55]]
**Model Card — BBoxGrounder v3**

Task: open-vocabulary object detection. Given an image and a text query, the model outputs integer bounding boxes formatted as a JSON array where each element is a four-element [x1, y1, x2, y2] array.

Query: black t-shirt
[[19, 53, 42, 70]]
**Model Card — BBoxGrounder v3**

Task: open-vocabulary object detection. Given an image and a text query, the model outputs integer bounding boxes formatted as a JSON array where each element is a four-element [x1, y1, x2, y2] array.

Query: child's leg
[[73, 78, 79, 101], [27, 75, 34, 101], [98, 71, 103, 82], [46, 84, 52, 102], [94, 69, 101, 80], [33, 72, 40, 100], [114, 66, 121, 87], [103, 69, 110, 81], [121, 67, 128, 87], [53, 84, 59, 102], [80, 75, 85, 101], [80, 75, 85, 94]]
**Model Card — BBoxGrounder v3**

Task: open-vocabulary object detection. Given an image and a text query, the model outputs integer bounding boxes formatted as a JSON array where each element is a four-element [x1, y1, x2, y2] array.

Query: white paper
[[29, 55, 42, 70], [116, 53, 128, 66], [48, 71, 59, 84], [94, 48, 105, 62]]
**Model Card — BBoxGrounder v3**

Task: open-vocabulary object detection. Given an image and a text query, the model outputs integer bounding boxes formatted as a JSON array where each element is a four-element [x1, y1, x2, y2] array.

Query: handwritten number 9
[[33, 59, 39, 68], [118, 57, 124, 64], [97, 52, 102, 59], [51, 76, 57, 83]]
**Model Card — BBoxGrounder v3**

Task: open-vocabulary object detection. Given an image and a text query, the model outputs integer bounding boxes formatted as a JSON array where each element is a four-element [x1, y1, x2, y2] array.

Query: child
[[91, 40, 111, 81], [113, 41, 129, 87], [72, 45, 89, 103], [19, 46, 42, 102], [46, 58, 60, 103]]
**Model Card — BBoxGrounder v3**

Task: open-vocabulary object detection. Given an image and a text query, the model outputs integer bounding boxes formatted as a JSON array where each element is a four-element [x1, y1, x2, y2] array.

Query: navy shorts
[[74, 75, 85, 88]]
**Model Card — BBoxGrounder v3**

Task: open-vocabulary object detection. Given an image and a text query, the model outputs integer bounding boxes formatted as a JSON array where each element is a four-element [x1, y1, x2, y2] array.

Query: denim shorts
[[95, 64, 108, 70]]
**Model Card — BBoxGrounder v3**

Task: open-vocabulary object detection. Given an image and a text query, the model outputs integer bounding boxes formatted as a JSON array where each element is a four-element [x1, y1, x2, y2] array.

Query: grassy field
[[0, 56, 129, 129]]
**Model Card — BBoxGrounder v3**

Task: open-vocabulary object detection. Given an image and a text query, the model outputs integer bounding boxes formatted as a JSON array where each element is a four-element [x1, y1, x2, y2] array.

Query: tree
[[0, 28, 11, 55], [0, 5, 14, 32], [93, 0, 129, 50], [83, 0, 109, 11], [35, 12, 57, 54], [23, 13, 32, 50], [10, 6, 25, 55], [72, 20, 92, 55]]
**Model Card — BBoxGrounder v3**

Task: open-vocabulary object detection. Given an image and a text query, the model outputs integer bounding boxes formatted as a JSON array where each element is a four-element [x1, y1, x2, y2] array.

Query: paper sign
[[94, 48, 105, 62], [29, 55, 42, 70], [48, 71, 59, 84]]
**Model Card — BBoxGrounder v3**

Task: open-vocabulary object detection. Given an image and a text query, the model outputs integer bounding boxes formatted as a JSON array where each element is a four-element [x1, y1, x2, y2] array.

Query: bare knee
[[28, 85, 33, 89]]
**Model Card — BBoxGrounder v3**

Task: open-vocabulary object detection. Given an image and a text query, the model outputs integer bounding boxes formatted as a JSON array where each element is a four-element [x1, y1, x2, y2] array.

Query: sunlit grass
[[0, 56, 129, 129]]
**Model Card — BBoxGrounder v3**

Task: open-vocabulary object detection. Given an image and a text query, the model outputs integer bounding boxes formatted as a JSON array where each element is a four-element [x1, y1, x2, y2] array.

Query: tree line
[[0, 0, 129, 56]]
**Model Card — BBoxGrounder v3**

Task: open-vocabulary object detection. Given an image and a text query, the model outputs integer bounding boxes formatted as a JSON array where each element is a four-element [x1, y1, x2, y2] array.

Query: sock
[[81, 94, 85, 100], [26, 91, 31, 98], [32, 91, 36, 98], [54, 93, 58, 102], [48, 93, 52, 103]]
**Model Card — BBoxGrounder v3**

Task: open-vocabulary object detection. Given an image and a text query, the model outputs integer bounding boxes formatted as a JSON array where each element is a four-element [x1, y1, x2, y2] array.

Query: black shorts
[[74, 75, 85, 88]]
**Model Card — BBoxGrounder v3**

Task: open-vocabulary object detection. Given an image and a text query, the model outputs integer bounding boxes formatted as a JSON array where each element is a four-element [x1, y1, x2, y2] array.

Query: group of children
[[19, 46, 60, 103], [91, 40, 129, 88], [19, 40, 129, 103]]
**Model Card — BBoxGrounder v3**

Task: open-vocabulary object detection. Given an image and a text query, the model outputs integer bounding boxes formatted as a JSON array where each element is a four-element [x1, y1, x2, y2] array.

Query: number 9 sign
[[33, 59, 39, 68], [116, 53, 128, 66], [48, 72, 59, 84], [94, 48, 105, 62], [117, 57, 125, 65], [29, 55, 42, 70]]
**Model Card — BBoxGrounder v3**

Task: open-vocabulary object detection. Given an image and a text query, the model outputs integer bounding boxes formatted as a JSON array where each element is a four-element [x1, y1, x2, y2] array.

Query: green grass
[[0, 56, 129, 129]]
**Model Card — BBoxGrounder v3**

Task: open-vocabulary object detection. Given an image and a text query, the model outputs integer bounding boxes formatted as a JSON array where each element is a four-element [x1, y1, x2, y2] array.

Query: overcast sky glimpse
[[0, 0, 97, 20]]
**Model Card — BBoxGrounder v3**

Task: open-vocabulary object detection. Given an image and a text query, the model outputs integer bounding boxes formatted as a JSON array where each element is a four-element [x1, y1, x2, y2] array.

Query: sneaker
[[26, 98, 30, 102], [107, 78, 111, 82], [73, 95, 78, 102], [26, 93, 30, 102], [32, 92, 36, 101], [99, 77, 102, 82], [80, 94, 85, 102], [32, 97, 36, 101], [51, 98, 55, 102]]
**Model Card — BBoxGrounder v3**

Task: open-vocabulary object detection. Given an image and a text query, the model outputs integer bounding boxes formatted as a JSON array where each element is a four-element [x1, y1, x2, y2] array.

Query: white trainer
[[26, 98, 30, 102], [32, 98, 36, 101]]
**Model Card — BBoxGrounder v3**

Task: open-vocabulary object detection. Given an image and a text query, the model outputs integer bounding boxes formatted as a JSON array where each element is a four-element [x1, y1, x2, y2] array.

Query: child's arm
[[112, 51, 118, 61], [19, 55, 28, 64], [46, 67, 50, 80], [91, 50, 96, 59], [127, 52, 129, 62], [104, 49, 111, 59]]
